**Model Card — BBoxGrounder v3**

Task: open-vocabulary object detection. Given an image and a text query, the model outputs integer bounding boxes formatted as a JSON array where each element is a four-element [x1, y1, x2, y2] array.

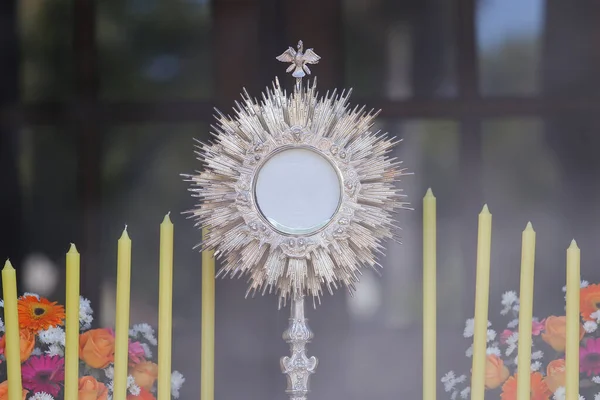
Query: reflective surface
[[477, 0, 544, 95], [254, 148, 341, 235]]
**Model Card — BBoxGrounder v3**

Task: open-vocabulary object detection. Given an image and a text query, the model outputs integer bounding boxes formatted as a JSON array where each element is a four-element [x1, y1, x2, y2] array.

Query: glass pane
[[343, 0, 456, 99], [482, 118, 564, 313], [332, 119, 463, 398], [19, 0, 74, 101], [18, 127, 79, 300], [98, 0, 212, 100], [98, 120, 464, 399], [100, 123, 208, 399], [100, 123, 207, 299], [372, 119, 463, 325], [477, 0, 544, 95]]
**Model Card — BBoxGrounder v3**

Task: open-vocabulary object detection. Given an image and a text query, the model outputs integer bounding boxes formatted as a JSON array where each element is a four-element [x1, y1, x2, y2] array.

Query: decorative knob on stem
[[280, 294, 318, 400]]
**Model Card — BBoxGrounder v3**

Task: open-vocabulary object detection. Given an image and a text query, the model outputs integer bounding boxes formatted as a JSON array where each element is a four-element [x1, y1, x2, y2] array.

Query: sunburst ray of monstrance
[[184, 40, 410, 399]]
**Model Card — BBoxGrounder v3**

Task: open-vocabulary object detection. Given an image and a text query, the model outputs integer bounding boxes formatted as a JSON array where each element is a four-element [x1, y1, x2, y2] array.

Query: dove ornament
[[276, 40, 321, 78]]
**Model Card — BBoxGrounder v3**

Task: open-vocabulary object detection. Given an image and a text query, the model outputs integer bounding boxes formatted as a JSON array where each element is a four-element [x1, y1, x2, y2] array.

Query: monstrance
[[186, 40, 409, 399]]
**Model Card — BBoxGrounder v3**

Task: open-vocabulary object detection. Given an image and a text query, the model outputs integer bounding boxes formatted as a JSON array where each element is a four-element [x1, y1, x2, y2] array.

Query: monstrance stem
[[280, 294, 318, 400]]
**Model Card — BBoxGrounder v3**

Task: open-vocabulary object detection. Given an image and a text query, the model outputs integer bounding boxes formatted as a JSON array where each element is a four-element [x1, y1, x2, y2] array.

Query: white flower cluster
[[129, 323, 158, 346], [103, 365, 141, 397], [127, 375, 141, 396], [462, 318, 500, 359], [505, 331, 519, 356], [171, 370, 185, 399], [562, 280, 589, 293], [141, 342, 153, 358], [459, 386, 470, 399], [552, 386, 586, 400], [79, 296, 94, 330], [0, 316, 4, 333], [38, 326, 66, 357], [530, 360, 542, 372], [582, 310, 600, 334], [500, 291, 520, 316], [441, 371, 468, 400], [104, 364, 114, 380], [463, 318, 496, 342], [29, 393, 55, 400]]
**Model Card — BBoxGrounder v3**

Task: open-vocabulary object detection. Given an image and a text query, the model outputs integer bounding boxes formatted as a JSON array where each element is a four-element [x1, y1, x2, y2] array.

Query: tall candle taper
[[158, 214, 174, 400], [114, 227, 132, 400], [201, 227, 215, 400], [2, 260, 23, 400], [565, 240, 580, 400], [423, 188, 437, 400], [470, 205, 492, 400], [64, 244, 81, 400], [516, 222, 536, 400]]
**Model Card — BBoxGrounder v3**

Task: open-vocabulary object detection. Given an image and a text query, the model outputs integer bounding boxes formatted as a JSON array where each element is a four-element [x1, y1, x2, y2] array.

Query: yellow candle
[[517, 222, 536, 400], [2, 260, 23, 400], [423, 188, 436, 400], [113, 227, 132, 400], [158, 214, 174, 400], [470, 205, 492, 400], [64, 244, 81, 400], [201, 227, 215, 400], [565, 240, 580, 400]]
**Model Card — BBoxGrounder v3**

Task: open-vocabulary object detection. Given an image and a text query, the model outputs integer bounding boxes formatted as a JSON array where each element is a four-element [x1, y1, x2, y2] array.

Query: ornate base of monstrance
[[281, 295, 318, 400]]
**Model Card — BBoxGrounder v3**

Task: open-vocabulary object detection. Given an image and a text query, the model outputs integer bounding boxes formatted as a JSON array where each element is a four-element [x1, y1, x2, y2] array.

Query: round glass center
[[255, 148, 341, 235]]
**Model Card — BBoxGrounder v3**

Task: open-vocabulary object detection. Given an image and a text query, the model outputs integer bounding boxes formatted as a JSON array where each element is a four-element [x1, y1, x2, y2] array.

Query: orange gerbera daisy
[[580, 284, 600, 321], [17, 295, 65, 332], [500, 372, 551, 400]]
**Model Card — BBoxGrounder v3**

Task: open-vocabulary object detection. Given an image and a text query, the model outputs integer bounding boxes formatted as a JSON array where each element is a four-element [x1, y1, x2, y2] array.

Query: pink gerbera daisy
[[21, 355, 65, 397], [580, 337, 600, 376]]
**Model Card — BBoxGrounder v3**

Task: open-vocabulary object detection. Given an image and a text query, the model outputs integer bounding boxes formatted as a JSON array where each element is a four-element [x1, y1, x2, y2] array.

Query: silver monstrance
[[187, 40, 409, 399]]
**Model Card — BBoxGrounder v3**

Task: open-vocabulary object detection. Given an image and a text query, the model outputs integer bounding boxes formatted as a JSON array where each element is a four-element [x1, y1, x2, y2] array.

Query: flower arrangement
[[0, 293, 185, 400], [442, 281, 600, 400]]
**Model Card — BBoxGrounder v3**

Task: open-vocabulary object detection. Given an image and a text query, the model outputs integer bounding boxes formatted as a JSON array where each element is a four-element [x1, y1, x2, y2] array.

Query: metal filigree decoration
[[280, 294, 318, 400], [185, 40, 409, 304]]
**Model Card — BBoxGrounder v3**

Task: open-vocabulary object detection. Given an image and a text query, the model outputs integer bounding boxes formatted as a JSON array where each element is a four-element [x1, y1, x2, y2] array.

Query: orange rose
[[484, 354, 510, 389], [544, 359, 566, 392], [131, 361, 159, 391], [79, 329, 115, 368], [580, 283, 600, 321], [541, 316, 584, 352], [0, 381, 28, 400], [501, 372, 551, 400], [78, 376, 108, 400], [0, 330, 36, 362], [127, 388, 156, 400]]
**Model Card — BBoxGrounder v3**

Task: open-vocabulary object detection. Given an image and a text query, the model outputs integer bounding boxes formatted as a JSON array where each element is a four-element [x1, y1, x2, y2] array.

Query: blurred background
[[1, 0, 600, 398]]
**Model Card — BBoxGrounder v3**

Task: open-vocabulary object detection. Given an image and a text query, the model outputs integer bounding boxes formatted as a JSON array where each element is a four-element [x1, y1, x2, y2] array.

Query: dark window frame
[[1, 0, 593, 319]]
